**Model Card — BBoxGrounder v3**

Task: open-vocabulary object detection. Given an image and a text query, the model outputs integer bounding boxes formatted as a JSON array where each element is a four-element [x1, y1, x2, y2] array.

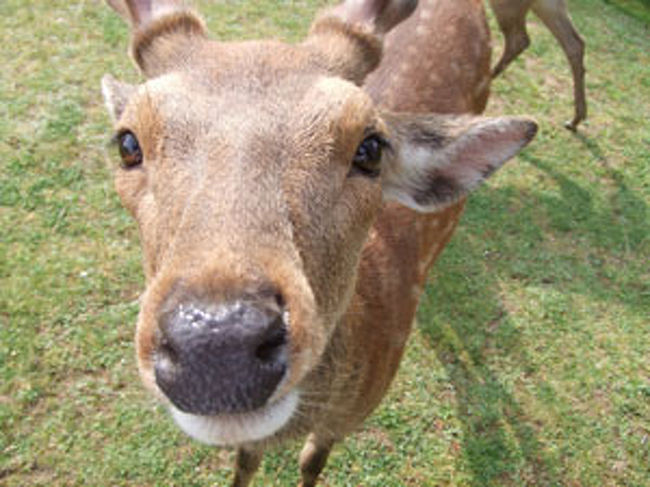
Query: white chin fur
[[169, 390, 299, 446]]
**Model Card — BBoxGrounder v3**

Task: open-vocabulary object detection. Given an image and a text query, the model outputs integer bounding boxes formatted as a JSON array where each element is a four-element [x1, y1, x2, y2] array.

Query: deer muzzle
[[136, 256, 319, 445]]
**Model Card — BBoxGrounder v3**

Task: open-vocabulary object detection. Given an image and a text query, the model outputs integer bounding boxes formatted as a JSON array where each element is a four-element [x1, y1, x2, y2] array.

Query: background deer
[[488, 0, 587, 130], [101, 0, 536, 485]]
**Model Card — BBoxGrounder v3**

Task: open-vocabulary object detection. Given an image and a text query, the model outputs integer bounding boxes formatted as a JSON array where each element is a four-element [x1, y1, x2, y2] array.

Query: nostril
[[274, 292, 285, 309], [255, 317, 287, 363], [157, 338, 178, 365], [254, 285, 286, 311], [154, 337, 180, 382]]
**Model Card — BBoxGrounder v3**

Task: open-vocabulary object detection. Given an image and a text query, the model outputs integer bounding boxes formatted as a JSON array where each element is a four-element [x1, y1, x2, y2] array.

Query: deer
[[100, 0, 537, 485], [488, 0, 587, 130]]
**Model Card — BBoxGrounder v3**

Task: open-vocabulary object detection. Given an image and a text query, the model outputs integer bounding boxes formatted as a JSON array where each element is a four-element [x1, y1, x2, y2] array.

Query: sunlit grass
[[1, 0, 648, 485]]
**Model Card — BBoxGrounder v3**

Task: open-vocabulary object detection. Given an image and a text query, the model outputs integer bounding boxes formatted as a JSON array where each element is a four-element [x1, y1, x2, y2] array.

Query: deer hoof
[[564, 119, 579, 132]]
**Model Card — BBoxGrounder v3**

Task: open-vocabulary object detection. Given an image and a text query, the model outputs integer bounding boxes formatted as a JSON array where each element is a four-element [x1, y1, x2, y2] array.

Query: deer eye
[[117, 130, 143, 168], [352, 135, 385, 177]]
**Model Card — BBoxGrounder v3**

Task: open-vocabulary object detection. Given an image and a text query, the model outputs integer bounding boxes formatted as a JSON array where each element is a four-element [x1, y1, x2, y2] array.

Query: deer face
[[102, 0, 536, 446], [107, 65, 388, 441]]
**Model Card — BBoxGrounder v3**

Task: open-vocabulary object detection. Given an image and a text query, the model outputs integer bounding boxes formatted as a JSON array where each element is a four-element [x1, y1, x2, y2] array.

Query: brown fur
[[131, 10, 206, 76], [101, 1, 536, 485]]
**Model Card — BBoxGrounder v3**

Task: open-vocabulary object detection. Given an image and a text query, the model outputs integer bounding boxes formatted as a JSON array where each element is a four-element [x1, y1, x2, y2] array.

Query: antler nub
[[107, 0, 183, 28], [332, 0, 418, 35], [106, 0, 207, 78], [305, 0, 418, 85]]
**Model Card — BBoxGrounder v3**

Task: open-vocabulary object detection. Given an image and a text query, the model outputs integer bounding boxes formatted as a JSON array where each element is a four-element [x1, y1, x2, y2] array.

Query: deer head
[[102, 0, 536, 446]]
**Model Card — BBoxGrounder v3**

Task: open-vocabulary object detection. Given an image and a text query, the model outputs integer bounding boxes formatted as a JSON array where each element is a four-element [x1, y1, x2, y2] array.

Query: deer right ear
[[102, 74, 137, 122]]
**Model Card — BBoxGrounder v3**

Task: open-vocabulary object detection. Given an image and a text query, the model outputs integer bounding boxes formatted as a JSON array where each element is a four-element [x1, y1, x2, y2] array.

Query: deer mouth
[[167, 389, 300, 445], [135, 266, 321, 445]]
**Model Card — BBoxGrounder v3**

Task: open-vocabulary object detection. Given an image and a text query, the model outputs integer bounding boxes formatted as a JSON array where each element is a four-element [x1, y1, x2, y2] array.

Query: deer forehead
[[118, 70, 381, 171], [113, 70, 385, 252]]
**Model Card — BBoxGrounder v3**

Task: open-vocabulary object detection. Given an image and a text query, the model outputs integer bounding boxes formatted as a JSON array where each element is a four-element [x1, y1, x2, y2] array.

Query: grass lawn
[[1, 0, 648, 486]]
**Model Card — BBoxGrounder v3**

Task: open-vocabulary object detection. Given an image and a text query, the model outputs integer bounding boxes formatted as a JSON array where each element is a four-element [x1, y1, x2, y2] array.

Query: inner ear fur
[[102, 74, 137, 122], [381, 113, 538, 212]]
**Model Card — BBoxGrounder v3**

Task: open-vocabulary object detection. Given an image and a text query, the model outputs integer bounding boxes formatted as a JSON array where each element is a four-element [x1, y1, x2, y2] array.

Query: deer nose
[[154, 298, 288, 415]]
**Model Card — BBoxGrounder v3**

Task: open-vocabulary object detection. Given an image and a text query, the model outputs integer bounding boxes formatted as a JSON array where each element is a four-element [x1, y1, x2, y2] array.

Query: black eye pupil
[[353, 135, 384, 177], [118, 131, 142, 168]]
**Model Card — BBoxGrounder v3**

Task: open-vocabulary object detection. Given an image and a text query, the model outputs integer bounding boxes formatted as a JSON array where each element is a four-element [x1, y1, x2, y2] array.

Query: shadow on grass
[[416, 132, 648, 486], [529, 134, 649, 256], [418, 274, 565, 486], [603, 0, 650, 25]]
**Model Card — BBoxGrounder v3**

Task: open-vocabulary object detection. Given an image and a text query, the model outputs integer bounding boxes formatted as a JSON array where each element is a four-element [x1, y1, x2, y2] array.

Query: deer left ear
[[381, 113, 538, 212], [101, 74, 137, 122]]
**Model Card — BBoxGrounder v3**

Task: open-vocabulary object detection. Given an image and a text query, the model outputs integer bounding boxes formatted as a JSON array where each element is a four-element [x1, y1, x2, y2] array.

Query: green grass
[[605, 0, 650, 24], [1, 0, 649, 486]]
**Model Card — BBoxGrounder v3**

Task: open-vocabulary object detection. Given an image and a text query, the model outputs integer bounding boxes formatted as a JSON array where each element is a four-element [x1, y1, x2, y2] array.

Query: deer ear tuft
[[102, 74, 137, 122]]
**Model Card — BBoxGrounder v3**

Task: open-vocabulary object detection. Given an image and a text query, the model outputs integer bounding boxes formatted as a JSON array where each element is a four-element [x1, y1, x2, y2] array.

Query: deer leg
[[489, 0, 532, 78], [532, 0, 587, 130], [298, 433, 335, 487], [232, 446, 264, 487], [492, 21, 530, 78]]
